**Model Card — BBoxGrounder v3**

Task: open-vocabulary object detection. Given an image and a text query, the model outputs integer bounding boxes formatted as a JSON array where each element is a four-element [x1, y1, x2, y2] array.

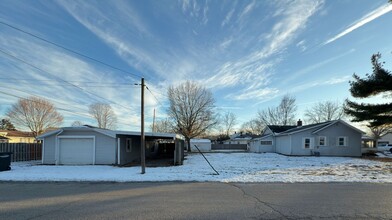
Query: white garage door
[[59, 138, 94, 165]]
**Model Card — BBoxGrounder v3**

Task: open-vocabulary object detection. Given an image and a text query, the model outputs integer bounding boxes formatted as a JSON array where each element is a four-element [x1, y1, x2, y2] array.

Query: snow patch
[[0, 153, 391, 183]]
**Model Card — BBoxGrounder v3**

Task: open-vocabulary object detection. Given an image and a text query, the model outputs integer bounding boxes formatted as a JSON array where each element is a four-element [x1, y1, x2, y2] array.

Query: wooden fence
[[211, 144, 248, 150], [0, 143, 42, 162]]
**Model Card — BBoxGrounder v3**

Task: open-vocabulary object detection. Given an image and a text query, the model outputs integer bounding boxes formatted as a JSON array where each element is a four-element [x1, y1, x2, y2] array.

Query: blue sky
[[0, 0, 391, 131]]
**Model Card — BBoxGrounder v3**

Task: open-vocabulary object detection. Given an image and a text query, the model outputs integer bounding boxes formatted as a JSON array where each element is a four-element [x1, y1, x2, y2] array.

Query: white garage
[[58, 136, 95, 165]]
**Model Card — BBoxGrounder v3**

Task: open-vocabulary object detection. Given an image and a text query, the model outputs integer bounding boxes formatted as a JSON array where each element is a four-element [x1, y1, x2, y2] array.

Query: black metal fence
[[0, 143, 42, 162]]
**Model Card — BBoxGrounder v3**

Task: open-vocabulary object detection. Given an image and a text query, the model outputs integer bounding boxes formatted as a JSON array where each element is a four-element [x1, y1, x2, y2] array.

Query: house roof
[[37, 126, 182, 140], [0, 136, 9, 140], [250, 134, 273, 141], [311, 120, 365, 134], [275, 119, 365, 136], [277, 121, 332, 135], [0, 130, 35, 137], [266, 125, 297, 133]]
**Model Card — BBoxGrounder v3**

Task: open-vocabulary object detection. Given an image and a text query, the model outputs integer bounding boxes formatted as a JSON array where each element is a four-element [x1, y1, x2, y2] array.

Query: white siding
[[249, 136, 274, 153], [276, 136, 291, 155], [42, 129, 116, 165]]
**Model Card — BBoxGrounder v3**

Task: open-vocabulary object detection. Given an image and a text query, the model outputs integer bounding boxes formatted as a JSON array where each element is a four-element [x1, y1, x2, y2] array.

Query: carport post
[[141, 77, 146, 174]]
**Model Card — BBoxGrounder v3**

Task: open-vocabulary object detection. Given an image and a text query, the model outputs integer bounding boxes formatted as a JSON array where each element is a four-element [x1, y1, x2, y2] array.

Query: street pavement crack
[[227, 183, 290, 220]]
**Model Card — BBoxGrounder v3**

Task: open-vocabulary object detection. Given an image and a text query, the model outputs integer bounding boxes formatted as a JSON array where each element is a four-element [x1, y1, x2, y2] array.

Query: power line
[[0, 48, 136, 112], [0, 81, 139, 88], [0, 20, 143, 79], [145, 85, 165, 108], [0, 85, 90, 113], [0, 77, 137, 85], [0, 90, 140, 129]]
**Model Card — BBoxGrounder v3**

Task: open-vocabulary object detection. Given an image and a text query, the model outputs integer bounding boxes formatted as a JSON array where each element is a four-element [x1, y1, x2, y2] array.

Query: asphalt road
[[0, 182, 391, 219]]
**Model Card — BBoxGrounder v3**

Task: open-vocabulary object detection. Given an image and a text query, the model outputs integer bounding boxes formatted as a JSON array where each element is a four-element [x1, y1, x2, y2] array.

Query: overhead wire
[[0, 77, 137, 85], [0, 21, 162, 129], [145, 85, 165, 108], [0, 90, 140, 129], [0, 20, 143, 79], [0, 48, 137, 112]]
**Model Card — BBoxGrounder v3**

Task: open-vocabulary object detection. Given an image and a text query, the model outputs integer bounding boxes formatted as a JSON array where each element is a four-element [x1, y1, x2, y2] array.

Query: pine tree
[[344, 53, 392, 127]]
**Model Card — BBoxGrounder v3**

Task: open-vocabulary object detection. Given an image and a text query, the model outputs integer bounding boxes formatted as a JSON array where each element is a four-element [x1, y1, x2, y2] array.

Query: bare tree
[[150, 118, 173, 133], [7, 96, 63, 137], [168, 81, 218, 151], [71, 121, 84, 127], [304, 101, 345, 123], [368, 125, 391, 142], [88, 103, 117, 129], [240, 118, 264, 135], [257, 94, 297, 125], [222, 111, 237, 136]]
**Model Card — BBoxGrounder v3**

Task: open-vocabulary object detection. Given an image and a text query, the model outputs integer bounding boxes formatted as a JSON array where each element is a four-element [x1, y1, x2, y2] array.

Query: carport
[[38, 126, 185, 166], [116, 131, 185, 166]]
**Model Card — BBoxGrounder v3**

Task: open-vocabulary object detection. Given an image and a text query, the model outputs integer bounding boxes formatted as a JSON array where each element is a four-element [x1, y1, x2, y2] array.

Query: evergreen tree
[[344, 53, 392, 127], [0, 119, 16, 130]]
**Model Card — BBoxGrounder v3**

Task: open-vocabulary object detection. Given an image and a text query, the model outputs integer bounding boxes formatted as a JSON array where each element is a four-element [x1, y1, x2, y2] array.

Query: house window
[[126, 138, 132, 152], [303, 138, 312, 149], [338, 137, 347, 146], [260, 141, 272, 145], [319, 136, 327, 146]]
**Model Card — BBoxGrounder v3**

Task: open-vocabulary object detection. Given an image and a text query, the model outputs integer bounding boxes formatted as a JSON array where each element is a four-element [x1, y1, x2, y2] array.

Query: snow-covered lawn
[[0, 153, 391, 183]]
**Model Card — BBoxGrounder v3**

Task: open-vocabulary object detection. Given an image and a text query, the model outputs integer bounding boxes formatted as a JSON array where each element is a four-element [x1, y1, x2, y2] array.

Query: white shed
[[190, 139, 211, 152]]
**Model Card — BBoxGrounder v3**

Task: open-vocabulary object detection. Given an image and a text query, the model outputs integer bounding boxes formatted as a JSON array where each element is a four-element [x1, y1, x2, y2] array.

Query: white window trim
[[319, 136, 327, 147], [56, 135, 96, 165], [337, 136, 348, 147], [126, 138, 132, 153], [302, 137, 313, 149]]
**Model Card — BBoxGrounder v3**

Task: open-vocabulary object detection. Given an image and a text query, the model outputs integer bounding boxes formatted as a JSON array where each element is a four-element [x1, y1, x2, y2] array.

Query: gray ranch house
[[37, 126, 184, 166], [249, 120, 364, 157]]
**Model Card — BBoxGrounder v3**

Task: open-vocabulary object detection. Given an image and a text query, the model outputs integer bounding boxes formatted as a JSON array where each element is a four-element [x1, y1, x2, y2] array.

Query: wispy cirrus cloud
[[206, 0, 324, 100], [323, 3, 392, 45], [58, 0, 324, 104], [0, 30, 145, 130], [289, 75, 351, 94], [281, 48, 355, 84]]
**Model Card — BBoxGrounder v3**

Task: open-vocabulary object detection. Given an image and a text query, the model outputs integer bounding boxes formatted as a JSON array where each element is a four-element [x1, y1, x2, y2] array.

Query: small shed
[[190, 139, 211, 152], [37, 126, 184, 166]]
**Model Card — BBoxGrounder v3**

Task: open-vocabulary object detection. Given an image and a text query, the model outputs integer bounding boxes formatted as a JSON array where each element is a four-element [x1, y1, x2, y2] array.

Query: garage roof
[[37, 126, 183, 140]]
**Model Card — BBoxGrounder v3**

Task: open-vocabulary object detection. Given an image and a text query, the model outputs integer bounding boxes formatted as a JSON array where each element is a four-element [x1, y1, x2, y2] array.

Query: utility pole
[[141, 78, 146, 174]]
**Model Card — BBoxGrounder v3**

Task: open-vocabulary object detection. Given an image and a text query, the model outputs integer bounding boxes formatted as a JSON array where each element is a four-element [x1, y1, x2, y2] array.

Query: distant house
[[0, 136, 9, 143], [190, 139, 211, 152], [249, 120, 364, 157], [0, 130, 36, 143], [37, 126, 184, 166], [377, 132, 392, 146], [224, 133, 259, 145]]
